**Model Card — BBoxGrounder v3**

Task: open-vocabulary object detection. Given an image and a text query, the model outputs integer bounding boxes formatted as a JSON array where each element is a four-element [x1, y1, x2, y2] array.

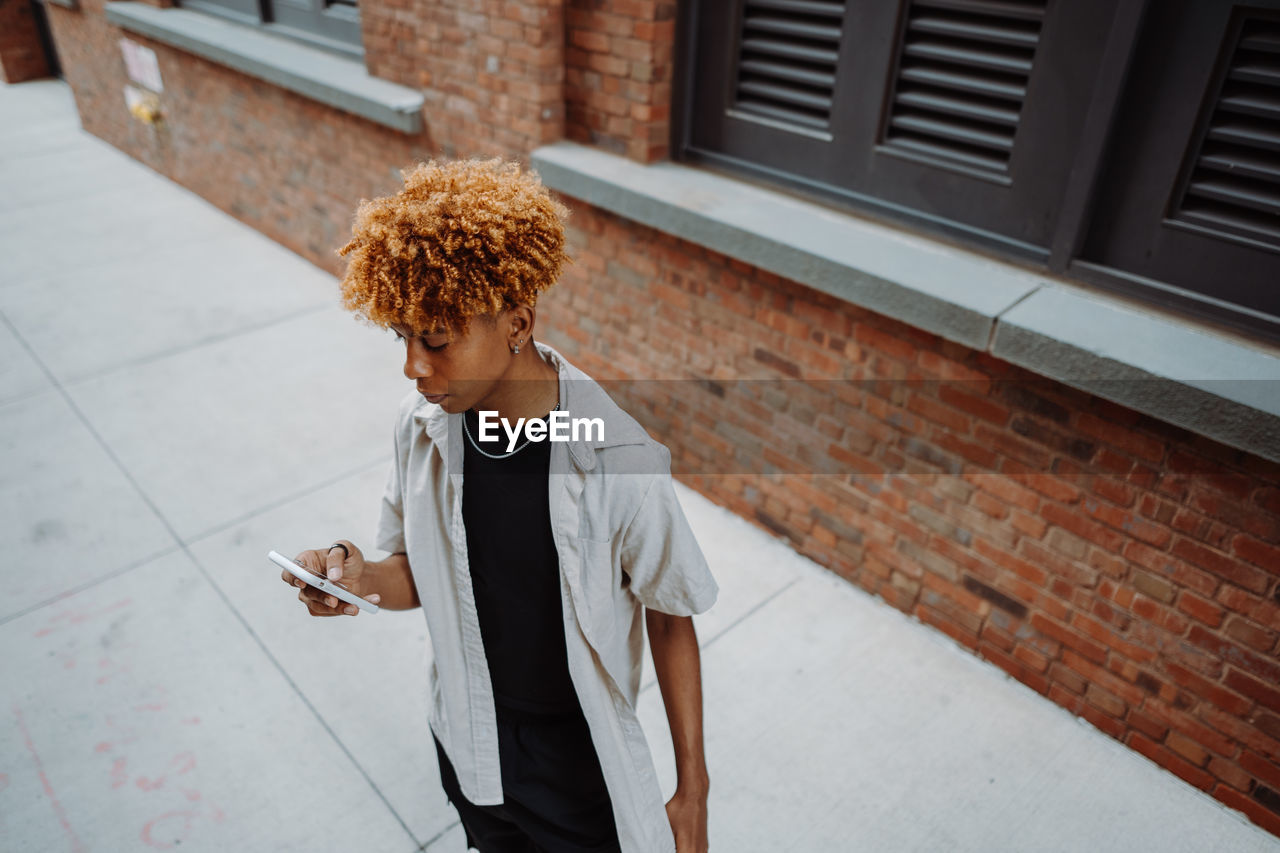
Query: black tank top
[[461, 405, 582, 720]]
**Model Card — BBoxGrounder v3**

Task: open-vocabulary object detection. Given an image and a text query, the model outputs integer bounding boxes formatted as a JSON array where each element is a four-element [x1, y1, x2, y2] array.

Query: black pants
[[432, 707, 623, 853]]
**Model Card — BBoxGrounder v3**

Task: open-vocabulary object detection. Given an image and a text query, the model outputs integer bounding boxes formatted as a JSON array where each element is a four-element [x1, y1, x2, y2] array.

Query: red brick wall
[[539, 201, 1280, 837], [564, 0, 675, 162], [361, 0, 564, 155], [1, 0, 53, 83]]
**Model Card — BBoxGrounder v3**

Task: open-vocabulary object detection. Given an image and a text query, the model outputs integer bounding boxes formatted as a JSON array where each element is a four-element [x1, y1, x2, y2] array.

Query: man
[[279, 157, 718, 853]]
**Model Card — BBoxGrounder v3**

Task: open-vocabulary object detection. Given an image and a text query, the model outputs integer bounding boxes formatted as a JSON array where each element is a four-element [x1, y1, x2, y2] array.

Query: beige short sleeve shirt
[[374, 341, 719, 853]]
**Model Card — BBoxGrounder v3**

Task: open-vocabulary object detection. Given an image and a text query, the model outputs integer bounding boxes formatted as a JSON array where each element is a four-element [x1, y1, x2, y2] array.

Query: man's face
[[389, 314, 512, 413]]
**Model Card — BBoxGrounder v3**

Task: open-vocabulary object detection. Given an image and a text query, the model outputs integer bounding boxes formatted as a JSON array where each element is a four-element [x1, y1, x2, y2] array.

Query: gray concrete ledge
[[531, 140, 1280, 465], [103, 2, 423, 134]]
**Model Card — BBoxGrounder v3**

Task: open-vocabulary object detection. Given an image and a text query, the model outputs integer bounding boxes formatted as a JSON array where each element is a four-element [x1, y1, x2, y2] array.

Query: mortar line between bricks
[[2, 308, 423, 848]]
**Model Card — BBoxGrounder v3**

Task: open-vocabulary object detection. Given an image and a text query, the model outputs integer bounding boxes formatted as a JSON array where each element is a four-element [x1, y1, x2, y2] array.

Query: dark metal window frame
[[672, 0, 1280, 344]]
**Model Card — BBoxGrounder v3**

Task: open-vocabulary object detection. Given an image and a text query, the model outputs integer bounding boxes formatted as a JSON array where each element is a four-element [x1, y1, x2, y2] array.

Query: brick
[[1074, 411, 1166, 462], [1040, 501, 1127, 553], [1166, 730, 1210, 766], [1209, 756, 1256, 792], [1241, 750, 1280, 792], [1079, 493, 1172, 547], [905, 392, 970, 433], [1132, 569, 1175, 603], [852, 322, 917, 362], [1085, 682, 1127, 717], [1127, 733, 1216, 792], [1049, 660, 1088, 695], [1213, 785, 1280, 836], [1091, 474, 1138, 507], [916, 602, 981, 650], [1216, 583, 1280, 627], [1233, 533, 1280, 573], [1010, 508, 1049, 539], [1186, 624, 1280, 684], [1200, 706, 1280, 762], [1225, 668, 1280, 713], [1012, 642, 1051, 673], [1174, 537, 1270, 594], [1019, 539, 1099, 588], [570, 29, 611, 53], [1069, 611, 1154, 664], [1176, 590, 1226, 628], [1223, 614, 1277, 652], [1162, 660, 1249, 712], [1031, 613, 1108, 664], [938, 382, 1008, 425]]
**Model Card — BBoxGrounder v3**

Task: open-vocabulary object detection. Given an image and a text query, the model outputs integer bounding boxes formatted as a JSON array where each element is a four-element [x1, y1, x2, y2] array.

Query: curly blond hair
[[336, 157, 573, 335]]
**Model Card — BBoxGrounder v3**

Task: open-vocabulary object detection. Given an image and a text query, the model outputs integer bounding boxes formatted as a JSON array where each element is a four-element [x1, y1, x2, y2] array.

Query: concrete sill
[[103, 2, 423, 134], [531, 140, 1280, 465]]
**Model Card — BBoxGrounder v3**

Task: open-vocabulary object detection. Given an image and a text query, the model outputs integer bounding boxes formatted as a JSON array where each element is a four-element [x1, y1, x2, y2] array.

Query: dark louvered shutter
[[1077, 3, 1280, 337], [731, 0, 847, 133], [883, 0, 1047, 176], [686, 0, 1109, 254], [1169, 17, 1280, 249]]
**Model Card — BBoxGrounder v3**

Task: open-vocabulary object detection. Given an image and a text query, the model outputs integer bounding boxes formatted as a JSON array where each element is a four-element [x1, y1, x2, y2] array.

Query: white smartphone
[[268, 550, 380, 614]]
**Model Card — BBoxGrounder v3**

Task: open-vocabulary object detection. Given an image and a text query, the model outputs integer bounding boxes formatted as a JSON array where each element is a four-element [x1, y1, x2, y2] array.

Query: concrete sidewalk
[[2, 77, 1275, 852]]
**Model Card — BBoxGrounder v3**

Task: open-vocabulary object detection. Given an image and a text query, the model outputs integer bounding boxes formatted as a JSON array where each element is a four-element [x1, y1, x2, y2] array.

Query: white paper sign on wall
[[119, 38, 164, 93]]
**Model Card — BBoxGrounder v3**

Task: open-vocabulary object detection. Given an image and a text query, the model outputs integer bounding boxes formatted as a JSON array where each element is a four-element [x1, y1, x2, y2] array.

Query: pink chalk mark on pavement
[[141, 809, 197, 850], [170, 752, 196, 774], [133, 750, 198, 793], [110, 757, 128, 789], [33, 597, 134, 638], [102, 713, 141, 747], [94, 655, 132, 686], [134, 702, 166, 712], [181, 716, 200, 725], [95, 741, 112, 753], [13, 704, 88, 853], [0, 771, 9, 791]]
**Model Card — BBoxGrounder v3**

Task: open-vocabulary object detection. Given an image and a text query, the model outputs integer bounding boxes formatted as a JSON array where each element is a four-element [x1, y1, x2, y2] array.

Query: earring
[[513, 339, 522, 354]]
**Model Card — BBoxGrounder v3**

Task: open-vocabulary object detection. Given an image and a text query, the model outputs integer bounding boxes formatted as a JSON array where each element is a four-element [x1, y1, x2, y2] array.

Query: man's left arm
[[646, 608, 709, 853]]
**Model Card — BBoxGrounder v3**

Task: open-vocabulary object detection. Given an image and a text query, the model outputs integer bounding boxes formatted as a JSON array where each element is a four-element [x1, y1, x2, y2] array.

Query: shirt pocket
[[575, 536, 621, 653]]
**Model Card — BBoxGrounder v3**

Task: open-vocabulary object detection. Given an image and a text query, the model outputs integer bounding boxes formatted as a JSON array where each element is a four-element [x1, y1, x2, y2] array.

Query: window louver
[[1172, 18, 1280, 249], [883, 0, 1047, 175], [732, 0, 847, 132]]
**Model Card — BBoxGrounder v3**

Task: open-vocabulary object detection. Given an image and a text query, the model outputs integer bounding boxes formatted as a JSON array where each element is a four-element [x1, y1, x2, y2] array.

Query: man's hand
[[281, 539, 382, 616], [665, 787, 709, 853]]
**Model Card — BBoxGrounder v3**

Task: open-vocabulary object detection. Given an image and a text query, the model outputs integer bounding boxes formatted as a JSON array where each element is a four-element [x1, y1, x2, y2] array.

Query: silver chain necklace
[[463, 401, 560, 460]]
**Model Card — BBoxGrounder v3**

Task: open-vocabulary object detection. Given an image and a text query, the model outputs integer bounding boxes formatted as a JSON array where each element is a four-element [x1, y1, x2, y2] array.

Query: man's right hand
[[281, 539, 382, 617]]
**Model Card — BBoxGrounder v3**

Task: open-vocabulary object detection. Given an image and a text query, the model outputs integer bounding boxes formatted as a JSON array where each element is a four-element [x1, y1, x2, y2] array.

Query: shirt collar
[[411, 340, 648, 471]]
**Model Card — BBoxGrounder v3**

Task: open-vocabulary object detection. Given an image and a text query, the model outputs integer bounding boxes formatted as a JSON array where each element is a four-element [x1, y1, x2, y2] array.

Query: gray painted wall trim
[[103, 2, 423, 134], [530, 140, 1280, 465]]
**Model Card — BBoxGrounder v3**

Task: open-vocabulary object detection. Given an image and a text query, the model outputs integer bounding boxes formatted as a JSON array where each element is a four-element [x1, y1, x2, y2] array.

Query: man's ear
[[506, 304, 536, 342]]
